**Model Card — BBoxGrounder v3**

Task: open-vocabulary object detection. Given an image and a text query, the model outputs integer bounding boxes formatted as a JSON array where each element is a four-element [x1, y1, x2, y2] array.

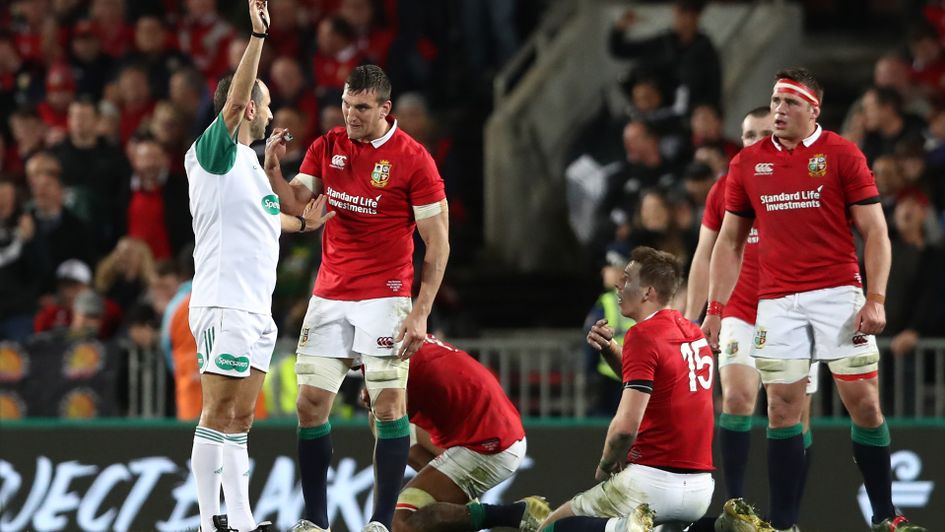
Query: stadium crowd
[[1, 0, 944, 421]]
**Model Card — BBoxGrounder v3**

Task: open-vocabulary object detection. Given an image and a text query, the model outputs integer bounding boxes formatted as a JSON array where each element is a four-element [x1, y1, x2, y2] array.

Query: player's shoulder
[[632, 309, 701, 340], [390, 127, 433, 160], [817, 129, 863, 155], [319, 126, 348, 145]]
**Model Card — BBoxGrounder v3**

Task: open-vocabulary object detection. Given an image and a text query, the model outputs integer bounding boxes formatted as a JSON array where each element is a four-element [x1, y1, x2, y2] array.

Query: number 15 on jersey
[[681, 339, 713, 392]]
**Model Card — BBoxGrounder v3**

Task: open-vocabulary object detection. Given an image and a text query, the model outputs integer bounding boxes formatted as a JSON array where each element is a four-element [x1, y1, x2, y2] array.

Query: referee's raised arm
[[222, 0, 270, 136]]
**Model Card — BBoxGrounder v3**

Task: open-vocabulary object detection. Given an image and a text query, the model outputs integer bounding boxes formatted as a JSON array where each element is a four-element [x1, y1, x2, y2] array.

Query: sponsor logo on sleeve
[[261, 195, 281, 215]]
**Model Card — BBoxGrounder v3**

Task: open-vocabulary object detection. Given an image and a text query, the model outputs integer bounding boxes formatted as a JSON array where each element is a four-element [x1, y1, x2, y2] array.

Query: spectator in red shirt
[[123, 137, 191, 259], [89, 0, 134, 58], [115, 64, 156, 144], [270, 56, 319, 143], [34, 259, 123, 338], [339, 0, 394, 67], [38, 63, 75, 147], [266, 0, 312, 61], [313, 14, 363, 106], [177, 0, 234, 79]]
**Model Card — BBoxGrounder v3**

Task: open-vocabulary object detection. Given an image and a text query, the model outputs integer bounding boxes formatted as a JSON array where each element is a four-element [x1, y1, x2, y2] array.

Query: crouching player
[[315, 335, 551, 532], [541, 247, 716, 532]]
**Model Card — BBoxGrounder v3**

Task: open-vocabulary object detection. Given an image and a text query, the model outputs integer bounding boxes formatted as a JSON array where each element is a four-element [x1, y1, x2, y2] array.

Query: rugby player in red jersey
[[365, 335, 551, 532], [263, 64, 449, 532], [539, 247, 715, 532], [686, 107, 817, 513], [705, 67, 925, 532]]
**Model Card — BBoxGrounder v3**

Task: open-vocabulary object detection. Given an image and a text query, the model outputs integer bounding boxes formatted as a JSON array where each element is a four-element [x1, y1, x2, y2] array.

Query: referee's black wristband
[[296, 215, 306, 232], [251, 31, 268, 39]]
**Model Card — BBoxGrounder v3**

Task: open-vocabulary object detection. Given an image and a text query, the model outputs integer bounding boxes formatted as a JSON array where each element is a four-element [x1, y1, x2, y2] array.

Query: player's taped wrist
[[296, 215, 306, 232], [707, 300, 724, 316], [867, 293, 885, 305], [251, 31, 268, 39]]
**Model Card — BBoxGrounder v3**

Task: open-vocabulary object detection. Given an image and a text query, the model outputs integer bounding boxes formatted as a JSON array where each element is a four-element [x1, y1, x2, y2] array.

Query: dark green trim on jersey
[[195, 113, 238, 175]]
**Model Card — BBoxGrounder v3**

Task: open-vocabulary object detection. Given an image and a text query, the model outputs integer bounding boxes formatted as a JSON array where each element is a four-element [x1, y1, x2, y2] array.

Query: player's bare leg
[[391, 465, 467, 532], [296, 384, 337, 530], [540, 501, 576, 530], [370, 388, 410, 531], [718, 364, 760, 499], [763, 379, 807, 530]]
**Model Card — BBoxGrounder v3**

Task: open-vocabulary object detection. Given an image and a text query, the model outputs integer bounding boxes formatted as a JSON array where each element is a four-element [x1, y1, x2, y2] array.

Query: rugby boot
[[362, 521, 390, 532], [714, 498, 775, 532], [518, 496, 552, 532], [623, 503, 656, 532], [212, 515, 237, 532], [289, 519, 331, 532], [870, 515, 928, 532]]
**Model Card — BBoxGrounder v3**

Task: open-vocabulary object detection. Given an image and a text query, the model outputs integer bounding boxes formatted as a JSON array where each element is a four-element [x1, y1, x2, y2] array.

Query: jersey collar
[[771, 123, 822, 151], [370, 117, 398, 148]]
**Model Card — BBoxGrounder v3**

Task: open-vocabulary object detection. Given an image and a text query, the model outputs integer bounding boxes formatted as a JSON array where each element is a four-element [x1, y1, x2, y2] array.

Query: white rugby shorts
[[297, 295, 412, 358], [571, 463, 714, 527], [189, 307, 277, 377], [720, 317, 820, 394], [751, 285, 879, 362], [430, 438, 527, 500]]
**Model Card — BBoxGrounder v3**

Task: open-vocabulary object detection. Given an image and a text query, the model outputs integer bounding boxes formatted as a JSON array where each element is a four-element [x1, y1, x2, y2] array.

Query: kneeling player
[[388, 335, 549, 532], [541, 247, 715, 532]]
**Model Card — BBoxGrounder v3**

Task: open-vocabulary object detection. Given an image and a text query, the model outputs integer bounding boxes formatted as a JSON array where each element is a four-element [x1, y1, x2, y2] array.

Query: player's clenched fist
[[587, 319, 615, 351], [701, 314, 721, 354]]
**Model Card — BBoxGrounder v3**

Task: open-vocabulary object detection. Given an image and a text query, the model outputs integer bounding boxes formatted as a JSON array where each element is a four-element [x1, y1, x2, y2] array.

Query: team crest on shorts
[[725, 340, 739, 357], [753, 327, 767, 349], [808, 153, 827, 177], [371, 160, 391, 188], [300, 327, 310, 344]]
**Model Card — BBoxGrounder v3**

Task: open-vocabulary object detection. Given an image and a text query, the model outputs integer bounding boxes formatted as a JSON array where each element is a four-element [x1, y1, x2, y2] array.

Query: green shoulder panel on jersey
[[195, 113, 238, 175]]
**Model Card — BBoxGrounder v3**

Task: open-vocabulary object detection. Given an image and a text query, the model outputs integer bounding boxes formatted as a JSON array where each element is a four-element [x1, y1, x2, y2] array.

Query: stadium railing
[[257, 335, 945, 420]]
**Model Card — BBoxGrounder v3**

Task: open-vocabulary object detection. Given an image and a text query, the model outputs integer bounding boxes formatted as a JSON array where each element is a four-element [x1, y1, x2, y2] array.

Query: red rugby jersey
[[407, 336, 525, 454], [702, 175, 759, 324], [725, 127, 877, 299], [622, 309, 714, 471], [299, 118, 445, 300]]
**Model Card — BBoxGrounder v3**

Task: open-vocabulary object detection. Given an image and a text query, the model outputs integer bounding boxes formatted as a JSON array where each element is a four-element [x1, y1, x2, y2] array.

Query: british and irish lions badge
[[371, 160, 391, 188]]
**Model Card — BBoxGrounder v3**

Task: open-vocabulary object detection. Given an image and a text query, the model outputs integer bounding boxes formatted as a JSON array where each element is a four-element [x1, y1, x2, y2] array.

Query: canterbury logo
[[331, 155, 347, 169], [376, 337, 394, 348], [754, 162, 774, 175]]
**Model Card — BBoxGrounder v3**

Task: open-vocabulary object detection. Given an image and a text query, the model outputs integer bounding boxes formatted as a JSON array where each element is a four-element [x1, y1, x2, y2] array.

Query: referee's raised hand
[[249, 0, 270, 34]]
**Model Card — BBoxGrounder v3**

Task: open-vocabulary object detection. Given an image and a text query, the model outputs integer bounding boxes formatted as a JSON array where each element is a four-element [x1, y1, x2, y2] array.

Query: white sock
[[223, 432, 255, 531], [192, 426, 224, 532]]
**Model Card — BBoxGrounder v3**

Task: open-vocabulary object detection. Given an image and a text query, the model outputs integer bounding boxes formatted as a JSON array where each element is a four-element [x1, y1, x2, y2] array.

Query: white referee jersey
[[185, 114, 280, 315]]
